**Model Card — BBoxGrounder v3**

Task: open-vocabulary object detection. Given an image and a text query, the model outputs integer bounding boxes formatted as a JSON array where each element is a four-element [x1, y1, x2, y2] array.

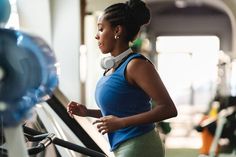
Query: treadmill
[[0, 88, 114, 157]]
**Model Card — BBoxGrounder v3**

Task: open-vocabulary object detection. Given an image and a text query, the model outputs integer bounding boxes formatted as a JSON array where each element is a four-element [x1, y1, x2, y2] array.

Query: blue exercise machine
[[0, 0, 57, 156]]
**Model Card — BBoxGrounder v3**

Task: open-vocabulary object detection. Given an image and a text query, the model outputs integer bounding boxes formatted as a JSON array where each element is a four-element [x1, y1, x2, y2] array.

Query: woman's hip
[[113, 129, 165, 157]]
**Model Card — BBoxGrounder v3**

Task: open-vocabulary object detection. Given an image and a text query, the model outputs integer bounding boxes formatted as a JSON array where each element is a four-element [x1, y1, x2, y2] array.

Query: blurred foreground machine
[[0, 27, 59, 157]]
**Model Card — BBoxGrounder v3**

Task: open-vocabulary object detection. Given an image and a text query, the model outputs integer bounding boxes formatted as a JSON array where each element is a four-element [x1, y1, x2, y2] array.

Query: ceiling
[[85, 0, 232, 52]]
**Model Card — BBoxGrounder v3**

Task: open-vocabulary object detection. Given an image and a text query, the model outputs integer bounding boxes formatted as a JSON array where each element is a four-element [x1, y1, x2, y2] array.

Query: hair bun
[[126, 0, 150, 26]]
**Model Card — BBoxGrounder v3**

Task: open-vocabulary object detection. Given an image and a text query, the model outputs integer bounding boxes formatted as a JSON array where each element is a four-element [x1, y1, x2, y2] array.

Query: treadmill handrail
[[24, 126, 107, 157]]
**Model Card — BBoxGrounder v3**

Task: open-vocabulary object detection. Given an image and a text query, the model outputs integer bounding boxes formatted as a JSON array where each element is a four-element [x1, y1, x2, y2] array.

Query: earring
[[115, 35, 120, 39]]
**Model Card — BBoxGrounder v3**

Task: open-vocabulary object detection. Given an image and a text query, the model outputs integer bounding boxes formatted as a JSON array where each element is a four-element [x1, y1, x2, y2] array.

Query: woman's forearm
[[121, 104, 177, 128]]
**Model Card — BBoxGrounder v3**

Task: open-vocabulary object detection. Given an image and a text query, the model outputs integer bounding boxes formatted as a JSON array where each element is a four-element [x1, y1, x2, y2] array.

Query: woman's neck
[[111, 43, 129, 57]]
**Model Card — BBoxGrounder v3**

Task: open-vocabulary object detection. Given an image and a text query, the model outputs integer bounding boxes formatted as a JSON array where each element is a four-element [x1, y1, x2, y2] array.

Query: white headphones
[[100, 48, 133, 70]]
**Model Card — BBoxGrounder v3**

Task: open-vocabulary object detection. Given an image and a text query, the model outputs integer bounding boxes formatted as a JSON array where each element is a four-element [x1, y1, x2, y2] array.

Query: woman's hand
[[93, 115, 125, 135], [67, 101, 88, 118]]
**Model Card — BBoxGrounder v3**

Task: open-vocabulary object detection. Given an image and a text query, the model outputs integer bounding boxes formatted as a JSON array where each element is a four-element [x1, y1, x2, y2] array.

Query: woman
[[67, 0, 178, 156]]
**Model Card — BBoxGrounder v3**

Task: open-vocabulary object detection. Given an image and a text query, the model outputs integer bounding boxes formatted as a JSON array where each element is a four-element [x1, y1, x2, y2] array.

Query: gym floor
[[163, 105, 203, 157]]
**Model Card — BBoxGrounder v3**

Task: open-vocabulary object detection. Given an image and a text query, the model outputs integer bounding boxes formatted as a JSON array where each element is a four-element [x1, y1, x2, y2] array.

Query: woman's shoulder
[[128, 53, 152, 65], [127, 52, 149, 61], [125, 53, 156, 85], [127, 53, 154, 72]]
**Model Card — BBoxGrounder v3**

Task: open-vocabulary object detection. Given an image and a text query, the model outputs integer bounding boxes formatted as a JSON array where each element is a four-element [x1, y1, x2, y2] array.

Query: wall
[[17, 0, 81, 102]]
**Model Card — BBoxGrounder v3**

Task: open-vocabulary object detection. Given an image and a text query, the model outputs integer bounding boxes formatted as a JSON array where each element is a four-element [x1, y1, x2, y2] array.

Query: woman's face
[[95, 14, 116, 54]]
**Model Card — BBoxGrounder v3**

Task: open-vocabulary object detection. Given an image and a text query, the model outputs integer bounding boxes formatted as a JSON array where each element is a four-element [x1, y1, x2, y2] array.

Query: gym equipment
[[0, 28, 59, 127], [0, 27, 59, 157], [0, 125, 106, 157], [196, 103, 236, 157], [0, 125, 107, 157], [24, 125, 106, 157], [209, 106, 236, 157]]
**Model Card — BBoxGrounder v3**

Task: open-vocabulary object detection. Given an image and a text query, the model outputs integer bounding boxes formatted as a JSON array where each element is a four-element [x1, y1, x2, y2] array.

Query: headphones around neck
[[100, 48, 132, 70]]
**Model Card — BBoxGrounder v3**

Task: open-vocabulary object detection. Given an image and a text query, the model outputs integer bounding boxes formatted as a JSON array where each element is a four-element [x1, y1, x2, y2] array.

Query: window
[[156, 36, 220, 110]]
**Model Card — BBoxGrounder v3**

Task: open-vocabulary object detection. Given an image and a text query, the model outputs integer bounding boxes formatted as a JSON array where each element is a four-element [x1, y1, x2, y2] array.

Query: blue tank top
[[95, 53, 155, 151]]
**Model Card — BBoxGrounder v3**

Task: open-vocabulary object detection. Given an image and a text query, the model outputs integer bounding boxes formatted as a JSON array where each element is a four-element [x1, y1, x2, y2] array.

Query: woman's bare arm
[[122, 58, 178, 127], [67, 101, 102, 118]]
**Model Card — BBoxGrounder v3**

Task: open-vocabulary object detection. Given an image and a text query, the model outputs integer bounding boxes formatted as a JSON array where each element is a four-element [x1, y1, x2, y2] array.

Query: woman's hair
[[103, 0, 150, 42]]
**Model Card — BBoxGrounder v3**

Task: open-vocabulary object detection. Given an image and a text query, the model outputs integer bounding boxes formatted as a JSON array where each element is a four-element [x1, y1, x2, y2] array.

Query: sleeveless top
[[95, 53, 155, 151]]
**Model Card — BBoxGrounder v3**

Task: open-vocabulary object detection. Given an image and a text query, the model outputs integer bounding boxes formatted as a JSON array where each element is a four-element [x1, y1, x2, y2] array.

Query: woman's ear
[[114, 25, 123, 35]]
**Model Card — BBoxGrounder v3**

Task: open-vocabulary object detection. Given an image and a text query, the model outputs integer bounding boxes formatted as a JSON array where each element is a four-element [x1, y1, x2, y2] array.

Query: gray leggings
[[113, 129, 165, 157]]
